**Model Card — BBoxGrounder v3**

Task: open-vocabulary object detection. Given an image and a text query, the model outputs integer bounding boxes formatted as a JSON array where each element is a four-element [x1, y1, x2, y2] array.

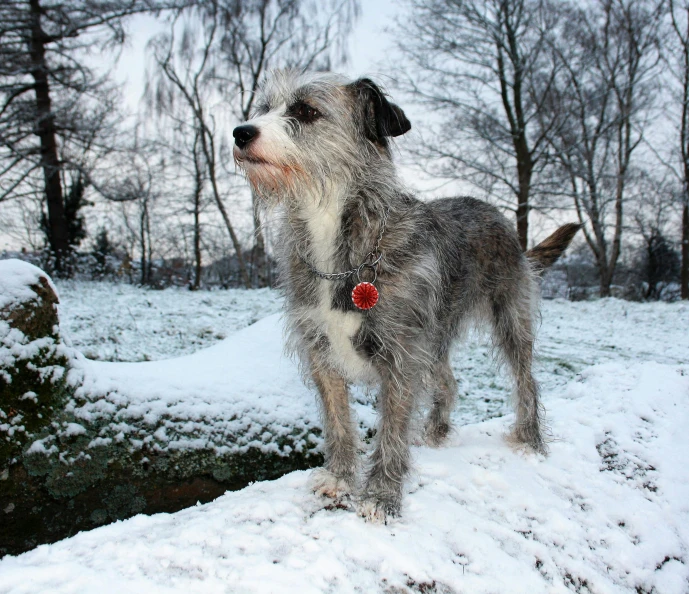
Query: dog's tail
[[525, 223, 582, 273]]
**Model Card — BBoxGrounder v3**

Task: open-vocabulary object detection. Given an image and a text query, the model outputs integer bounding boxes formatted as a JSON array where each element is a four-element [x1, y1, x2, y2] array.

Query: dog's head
[[233, 70, 411, 203]]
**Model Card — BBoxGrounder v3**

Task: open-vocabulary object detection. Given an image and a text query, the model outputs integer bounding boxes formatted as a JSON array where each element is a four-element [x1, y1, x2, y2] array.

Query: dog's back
[[428, 196, 577, 286], [391, 195, 578, 366]]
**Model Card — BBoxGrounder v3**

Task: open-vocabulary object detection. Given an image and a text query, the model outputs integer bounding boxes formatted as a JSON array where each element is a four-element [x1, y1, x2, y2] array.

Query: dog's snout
[[233, 125, 259, 149]]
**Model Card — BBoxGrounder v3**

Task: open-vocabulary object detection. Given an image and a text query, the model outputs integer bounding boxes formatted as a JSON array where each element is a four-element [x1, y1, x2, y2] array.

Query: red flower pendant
[[351, 281, 379, 310]]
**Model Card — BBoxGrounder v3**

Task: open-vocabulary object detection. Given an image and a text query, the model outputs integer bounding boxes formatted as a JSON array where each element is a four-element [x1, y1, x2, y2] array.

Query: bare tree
[[395, 0, 561, 249], [147, 0, 359, 288], [0, 0, 179, 275], [631, 172, 682, 299], [668, 0, 689, 299], [544, 0, 662, 297], [148, 11, 253, 288], [152, 120, 209, 289], [108, 155, 159, 285], [211, 0, 358, 285]]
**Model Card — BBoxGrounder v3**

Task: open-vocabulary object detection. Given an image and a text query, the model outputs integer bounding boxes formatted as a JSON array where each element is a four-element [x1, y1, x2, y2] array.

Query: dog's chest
[[300, 202, 371, 380]]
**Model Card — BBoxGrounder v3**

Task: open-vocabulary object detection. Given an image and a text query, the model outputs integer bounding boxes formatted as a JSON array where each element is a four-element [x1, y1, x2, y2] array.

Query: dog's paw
[[424, 421, 452, 447], [356, 494, 400, 525], [505, 426, 548, 456], [309, 468, 354, 500]]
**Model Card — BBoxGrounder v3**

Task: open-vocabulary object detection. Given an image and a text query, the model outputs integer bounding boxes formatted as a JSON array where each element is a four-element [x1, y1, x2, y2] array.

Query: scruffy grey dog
[[233, 71, 580, 523]]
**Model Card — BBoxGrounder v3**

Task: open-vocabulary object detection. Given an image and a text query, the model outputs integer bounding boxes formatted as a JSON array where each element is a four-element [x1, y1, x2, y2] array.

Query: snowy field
[[54, 280, 689, 427], [1, 280, 688, 593], [54, 281, 282, 362]]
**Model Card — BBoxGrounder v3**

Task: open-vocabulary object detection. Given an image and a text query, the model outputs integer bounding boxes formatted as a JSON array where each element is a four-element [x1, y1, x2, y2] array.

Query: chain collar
[[298, 208, 389, 282]]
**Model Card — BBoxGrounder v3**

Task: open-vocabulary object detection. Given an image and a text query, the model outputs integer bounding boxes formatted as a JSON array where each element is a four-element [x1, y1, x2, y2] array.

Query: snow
[[53, 280, 689, 430], [51, 287, 689, 456], [1, 275, 689, 592], [0, 259, 59, 310], [54, 280, 281, 362], [1, 362, 688, 593], [66, 314, 330, 457]]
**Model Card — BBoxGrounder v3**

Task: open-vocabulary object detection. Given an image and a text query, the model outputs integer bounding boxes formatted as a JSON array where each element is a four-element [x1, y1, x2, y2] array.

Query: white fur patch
[[300, 190, 373, 382]]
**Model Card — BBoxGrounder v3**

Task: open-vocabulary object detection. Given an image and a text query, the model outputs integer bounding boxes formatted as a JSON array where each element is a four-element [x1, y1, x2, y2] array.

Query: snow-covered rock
[[68, 313, 329, 462], [0, 259, 70, 464], [0, 262, 330, 556], [0, 259, 59, 312]]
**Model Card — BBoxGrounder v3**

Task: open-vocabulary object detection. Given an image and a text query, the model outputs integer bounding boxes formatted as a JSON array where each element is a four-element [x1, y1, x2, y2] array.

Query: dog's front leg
[[309, 362, 358, 500], [359, 370, 414, 523]]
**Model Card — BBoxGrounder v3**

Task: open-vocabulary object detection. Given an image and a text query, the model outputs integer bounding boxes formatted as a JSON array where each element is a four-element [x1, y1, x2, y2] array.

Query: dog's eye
[[288, 102, 320, 124]]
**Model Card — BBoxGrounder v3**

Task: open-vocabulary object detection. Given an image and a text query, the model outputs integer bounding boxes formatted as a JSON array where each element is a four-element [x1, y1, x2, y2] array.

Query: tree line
[[396, 0, 688, 299], [0, 0, 687, 299], [0, 0, 357, 288]]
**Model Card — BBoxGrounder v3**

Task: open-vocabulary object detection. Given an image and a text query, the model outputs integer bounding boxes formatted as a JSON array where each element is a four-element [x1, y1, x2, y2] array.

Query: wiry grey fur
[[233, 70, 580, 523]]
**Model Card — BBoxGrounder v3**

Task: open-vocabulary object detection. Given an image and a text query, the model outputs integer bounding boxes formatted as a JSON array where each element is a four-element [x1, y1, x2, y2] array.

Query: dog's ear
[[349, 78, 411, 143]]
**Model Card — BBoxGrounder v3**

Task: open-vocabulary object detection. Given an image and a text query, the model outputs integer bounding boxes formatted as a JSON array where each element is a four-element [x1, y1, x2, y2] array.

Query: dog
[[233, 71, 580, 523]]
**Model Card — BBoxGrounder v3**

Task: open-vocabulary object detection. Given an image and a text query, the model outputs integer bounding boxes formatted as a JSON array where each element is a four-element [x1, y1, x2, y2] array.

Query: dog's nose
[[233, 125, 259, 149]]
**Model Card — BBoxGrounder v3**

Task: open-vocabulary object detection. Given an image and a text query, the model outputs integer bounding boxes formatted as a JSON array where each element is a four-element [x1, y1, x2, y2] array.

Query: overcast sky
[[109, 1, 466, 198], [0, 2, 558, 253], [114, 1, 404, 115]]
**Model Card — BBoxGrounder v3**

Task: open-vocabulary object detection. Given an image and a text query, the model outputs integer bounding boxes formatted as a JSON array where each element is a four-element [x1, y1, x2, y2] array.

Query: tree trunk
[[28, 0, 70, 275], [146, 201, 153, 284], [512, 89, 532, 253], [140, 201, 148, 285], [516, 183, 529, 251], [682, 200, 688, 300], [193, 185, 202, 291], [599, 260, 613, 298], [497, 44, 532, 252], [191, 131, 204, 291]]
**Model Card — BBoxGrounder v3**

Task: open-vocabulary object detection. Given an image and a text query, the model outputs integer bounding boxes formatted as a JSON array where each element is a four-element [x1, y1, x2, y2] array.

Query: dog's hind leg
[[359, 367, 415, 523], [310, 363, 359, 500], [491, 290, 547, 455], [424, 357, 457, 446]]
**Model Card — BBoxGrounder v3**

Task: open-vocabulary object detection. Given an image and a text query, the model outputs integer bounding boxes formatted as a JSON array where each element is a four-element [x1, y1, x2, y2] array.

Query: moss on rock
[[1, 270, 71, 464]]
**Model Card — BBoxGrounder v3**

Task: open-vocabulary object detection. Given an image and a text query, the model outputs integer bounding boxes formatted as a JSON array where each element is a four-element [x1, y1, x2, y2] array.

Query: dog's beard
[[236, 158, 307, 203]]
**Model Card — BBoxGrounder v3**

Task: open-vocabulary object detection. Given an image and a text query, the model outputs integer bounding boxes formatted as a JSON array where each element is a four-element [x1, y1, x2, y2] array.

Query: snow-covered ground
[[1, 280, 688, 593], [1, 362, 688, 593], [54, 281, 281, 362], [55, 281, 689, 428]]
